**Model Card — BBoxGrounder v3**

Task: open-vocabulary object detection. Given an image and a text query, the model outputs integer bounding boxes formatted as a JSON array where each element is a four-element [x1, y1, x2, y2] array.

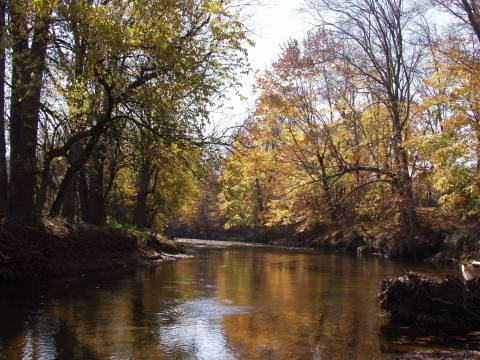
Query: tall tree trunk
[[8, 3, 50, 224], [133, 157, 152, 228], [61, 176, 77, 223], [317, 152, 337, 224], [391, 106, 418, 256], [253, 177, 264, 236], [87, 151, 106, 226], [0, 0, 7, 217], [36, 157, 50, 217], [77, 167, 90, 222], [476, 130, 480, 171], [49, 130, 102, 218], [352, 115, 362, 198], [60, 141, 85, 222], [50, 83, 114, 219], [462, 0, 480, 43]]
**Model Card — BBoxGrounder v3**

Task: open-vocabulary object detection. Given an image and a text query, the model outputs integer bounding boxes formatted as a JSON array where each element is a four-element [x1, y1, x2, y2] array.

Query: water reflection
[[0, 246, 473, 359], [157, 298, 249, 360]]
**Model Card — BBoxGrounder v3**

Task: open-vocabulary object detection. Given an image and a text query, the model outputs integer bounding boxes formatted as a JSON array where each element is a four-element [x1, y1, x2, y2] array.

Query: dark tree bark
[[77, 167, 90, 222], [61, 175, 77, 223], [0, 0, 7, 217], [133, 156, 153, 228], [461, 0, 480, 42], [36, 157, 50, 217], [391, 104, 418, 247], [87, 146, 106, 226], [49, 131, 102, 219], [318, 153, 337, 224], [477, 131, 480, 171], [433, 0, 480, 43], [8, 3, 51, 224]]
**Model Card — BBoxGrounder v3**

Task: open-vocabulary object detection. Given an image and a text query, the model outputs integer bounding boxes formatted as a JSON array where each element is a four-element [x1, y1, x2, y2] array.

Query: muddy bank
[[0, 224, 187, 282], [138, 234, 189, 264], [390, 351, 480, 359], [378, 272, 480, 335]]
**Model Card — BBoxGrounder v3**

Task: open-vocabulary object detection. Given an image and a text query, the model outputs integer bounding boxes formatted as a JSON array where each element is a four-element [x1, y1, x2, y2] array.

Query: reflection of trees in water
[[0, 298, 102, 360], [0, 287, 34, 358], [53, 319, 102, 360], [217, 250, 391, 359], [0, 249, 461, 359]]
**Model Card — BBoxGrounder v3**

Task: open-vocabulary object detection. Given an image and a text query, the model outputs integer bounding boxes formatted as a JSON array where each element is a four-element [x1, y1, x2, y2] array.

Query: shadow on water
[[53, 320, 102, 360], [0, 287, 103, 359], [0, 286, 43, 358], [378, 321, 480, 355]]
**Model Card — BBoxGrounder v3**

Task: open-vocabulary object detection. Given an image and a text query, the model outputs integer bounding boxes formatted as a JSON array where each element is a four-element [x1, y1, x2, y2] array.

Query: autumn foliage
[[211, 0, 480, 257]]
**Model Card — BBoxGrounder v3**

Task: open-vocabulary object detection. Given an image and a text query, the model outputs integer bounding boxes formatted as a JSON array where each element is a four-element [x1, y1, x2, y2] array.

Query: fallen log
[[377, 272, 480, 334]]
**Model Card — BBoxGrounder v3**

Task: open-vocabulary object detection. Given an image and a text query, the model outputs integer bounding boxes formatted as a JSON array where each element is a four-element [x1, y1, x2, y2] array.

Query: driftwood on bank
[[378, 272, 480, 334]]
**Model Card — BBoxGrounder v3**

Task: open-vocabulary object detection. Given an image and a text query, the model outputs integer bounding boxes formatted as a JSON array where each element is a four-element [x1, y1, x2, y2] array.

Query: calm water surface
[[0, 242, 477, 359]]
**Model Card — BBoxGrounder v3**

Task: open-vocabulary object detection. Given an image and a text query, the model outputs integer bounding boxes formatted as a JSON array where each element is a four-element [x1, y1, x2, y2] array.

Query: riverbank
[[391, 351, 480, 359], [0, 223, 188, 282], [378, 272, 480, 335], [260, 208, 480, 264]]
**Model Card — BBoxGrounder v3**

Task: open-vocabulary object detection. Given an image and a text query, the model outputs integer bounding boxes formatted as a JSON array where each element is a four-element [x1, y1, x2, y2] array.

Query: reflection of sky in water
[[157, 298, 249, 360], [19, 319, 58, 360]]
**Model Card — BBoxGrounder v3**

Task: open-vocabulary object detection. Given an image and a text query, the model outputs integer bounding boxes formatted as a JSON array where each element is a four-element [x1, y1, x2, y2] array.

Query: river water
[[0, 241, 478, 359]]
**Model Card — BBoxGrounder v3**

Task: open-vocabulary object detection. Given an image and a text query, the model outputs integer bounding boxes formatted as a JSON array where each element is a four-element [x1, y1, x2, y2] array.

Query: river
[[0, 241, 478, 359]]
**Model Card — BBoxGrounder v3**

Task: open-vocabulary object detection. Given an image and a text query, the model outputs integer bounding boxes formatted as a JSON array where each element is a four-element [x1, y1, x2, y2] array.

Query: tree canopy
[[0, 0, 251, 229], [198, 0, 480, 256]]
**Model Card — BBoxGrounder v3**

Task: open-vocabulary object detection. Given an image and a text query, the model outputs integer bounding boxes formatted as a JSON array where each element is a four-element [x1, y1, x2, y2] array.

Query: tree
[[8, 1, 53, 224], [305, 0, 424, 255], [0, 0, 6, 217], [0, 0, 250, 227], [42, 0, 249, 223], [430, 0, 480, 43]]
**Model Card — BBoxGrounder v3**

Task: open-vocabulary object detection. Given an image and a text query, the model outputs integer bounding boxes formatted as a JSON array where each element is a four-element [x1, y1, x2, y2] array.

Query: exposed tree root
[[378, 272, 480, 334]]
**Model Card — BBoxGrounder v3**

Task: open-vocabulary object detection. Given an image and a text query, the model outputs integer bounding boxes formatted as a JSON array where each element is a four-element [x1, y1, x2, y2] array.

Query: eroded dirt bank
[[378, 272, 480, 335], [0, 224, 187, 281]]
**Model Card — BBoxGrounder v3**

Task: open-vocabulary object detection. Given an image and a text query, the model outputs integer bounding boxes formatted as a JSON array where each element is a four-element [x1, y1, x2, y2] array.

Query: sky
[[246, 1, 313, 73], [209, 0, 314, 134]]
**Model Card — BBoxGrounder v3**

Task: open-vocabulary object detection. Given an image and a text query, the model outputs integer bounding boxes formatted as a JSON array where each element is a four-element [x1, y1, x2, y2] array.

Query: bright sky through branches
[[210, 0, 313, 133]]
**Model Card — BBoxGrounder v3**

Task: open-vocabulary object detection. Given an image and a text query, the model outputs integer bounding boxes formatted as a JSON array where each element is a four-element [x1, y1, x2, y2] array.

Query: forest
[[2, 2, 480, 357], [185, 0, 480, 261], [0, 0, 249, 227], [0, 0, 479, 263]]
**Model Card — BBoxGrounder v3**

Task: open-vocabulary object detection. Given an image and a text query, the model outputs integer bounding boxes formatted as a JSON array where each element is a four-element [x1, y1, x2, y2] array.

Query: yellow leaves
[[32, 0, 58, 16], [219, 22, 480, 229], [206, 0, 226, 15], [171, 143, 180, 154], [412, 45, 480, 215], [355, 183, 390, 218], [115, 167, 137, 202], [438, 193, 466, 213], [264, 204, 292, 228]]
